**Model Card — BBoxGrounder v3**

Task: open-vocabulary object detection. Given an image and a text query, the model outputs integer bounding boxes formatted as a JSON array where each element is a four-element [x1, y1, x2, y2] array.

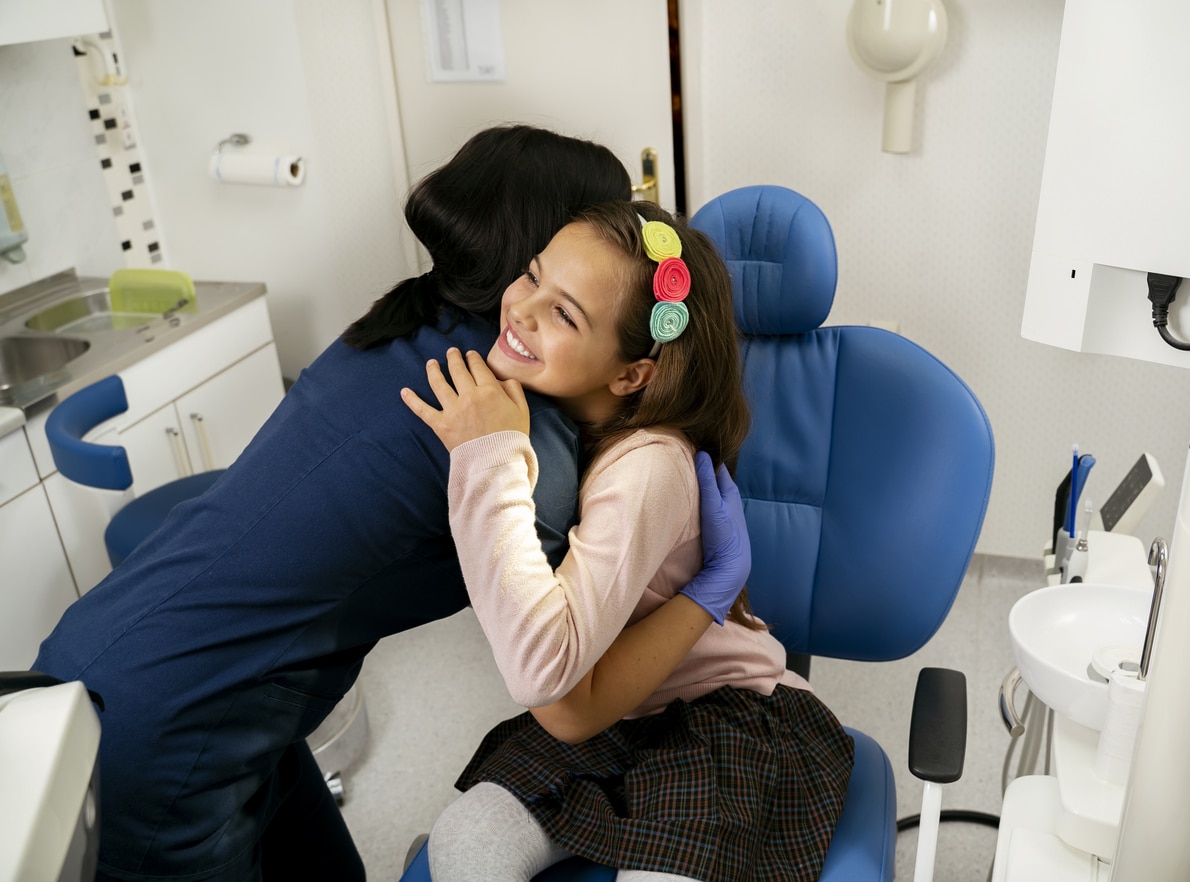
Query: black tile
[[89, 109, 100, 120], [129, 162, 141, 174], [101, 158, 112, 170], [147, 242, 160, 253], [121, 190, 134, 201], [103, 118, 118, 130], [121, 241, 132, 251]]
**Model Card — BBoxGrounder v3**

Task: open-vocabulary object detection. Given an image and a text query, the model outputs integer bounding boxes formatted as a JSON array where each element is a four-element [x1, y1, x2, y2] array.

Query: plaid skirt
[[454, 685, 854, 882]]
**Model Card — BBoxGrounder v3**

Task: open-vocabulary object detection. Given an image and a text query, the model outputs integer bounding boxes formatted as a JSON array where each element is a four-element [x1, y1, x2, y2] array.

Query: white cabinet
[[40, 296, 285, 593], [0, 426, 76, 667], [119, 342, 284, 494], [0, 483, 78, 670], [0, 421, 39, 507], [177, 344, 284, 473]]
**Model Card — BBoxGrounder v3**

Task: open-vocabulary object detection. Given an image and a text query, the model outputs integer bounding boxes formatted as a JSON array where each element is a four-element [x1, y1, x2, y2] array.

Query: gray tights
[[427, 782, 697, 882]]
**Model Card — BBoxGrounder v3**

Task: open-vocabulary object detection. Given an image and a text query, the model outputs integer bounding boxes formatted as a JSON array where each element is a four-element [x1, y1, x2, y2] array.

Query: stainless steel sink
[[23, 288, 185, 333], [0, 336, 91, 397], [0, 270, 263, 414]]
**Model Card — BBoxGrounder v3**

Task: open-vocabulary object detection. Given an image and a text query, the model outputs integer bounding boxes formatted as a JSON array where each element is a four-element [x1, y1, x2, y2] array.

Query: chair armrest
[[908, 667, 967, 783]]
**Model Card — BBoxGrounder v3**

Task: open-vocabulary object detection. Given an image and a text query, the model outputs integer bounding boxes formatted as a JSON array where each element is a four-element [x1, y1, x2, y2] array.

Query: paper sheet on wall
[[419, 0, 505, 83]]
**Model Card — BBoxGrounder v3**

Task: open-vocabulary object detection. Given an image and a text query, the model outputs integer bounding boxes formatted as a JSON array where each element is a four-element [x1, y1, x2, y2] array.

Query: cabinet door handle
[[190, 413, 215, 472], [166, 426, 194, 476]]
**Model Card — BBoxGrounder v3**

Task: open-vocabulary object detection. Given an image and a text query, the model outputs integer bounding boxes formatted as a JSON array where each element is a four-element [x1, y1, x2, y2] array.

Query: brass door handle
[[630, 148, 659, 204]]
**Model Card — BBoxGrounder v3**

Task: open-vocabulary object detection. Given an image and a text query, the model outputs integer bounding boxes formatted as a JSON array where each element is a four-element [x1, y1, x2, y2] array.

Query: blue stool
[[45, 374, 224, 567]]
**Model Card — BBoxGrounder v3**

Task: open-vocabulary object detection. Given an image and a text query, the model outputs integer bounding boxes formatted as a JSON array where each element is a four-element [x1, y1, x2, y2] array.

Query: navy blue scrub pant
[[95, 740, 366, 882]]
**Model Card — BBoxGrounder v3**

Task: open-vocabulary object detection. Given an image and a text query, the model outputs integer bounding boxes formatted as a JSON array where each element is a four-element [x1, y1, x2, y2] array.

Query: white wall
[[683, 0, 1190, 559], [13, 1, 1181, 560], [0, 38, 124, 297], [105, 0, 416, 381]]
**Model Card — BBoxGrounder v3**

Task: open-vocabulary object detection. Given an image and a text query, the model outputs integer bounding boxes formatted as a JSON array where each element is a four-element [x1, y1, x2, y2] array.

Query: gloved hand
[[679, 451, 751, 625]]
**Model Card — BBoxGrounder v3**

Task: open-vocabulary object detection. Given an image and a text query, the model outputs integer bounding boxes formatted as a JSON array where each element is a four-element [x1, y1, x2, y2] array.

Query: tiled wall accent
[[72, 31, 163, 268]]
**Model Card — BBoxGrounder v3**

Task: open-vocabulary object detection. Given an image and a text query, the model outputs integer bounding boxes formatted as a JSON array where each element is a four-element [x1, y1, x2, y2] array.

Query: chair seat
[[820, 727, 896, 882], [399, 727, 893, 882], [104, 470, 225, 566]]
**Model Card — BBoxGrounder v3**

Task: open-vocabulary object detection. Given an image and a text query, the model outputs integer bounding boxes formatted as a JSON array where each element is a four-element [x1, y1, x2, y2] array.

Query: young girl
[[402, 201, 854, 882]]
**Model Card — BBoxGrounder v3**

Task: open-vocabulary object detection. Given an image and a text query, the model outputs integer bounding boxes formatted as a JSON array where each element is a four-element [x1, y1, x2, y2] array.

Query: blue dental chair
[[400, 185, 994, 881], [45, 374, 224, 568]]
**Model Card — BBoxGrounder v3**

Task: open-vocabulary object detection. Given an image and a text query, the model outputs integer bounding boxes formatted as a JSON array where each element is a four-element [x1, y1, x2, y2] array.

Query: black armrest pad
[[908, 667, 967, 784]]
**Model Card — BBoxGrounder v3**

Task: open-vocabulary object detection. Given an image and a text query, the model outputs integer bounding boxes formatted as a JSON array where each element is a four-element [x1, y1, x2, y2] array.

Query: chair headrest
[[690, 185, 837, 335]]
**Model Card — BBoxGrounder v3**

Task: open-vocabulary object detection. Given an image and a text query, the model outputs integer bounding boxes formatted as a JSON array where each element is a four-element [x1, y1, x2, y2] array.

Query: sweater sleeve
[[448, 429, 696, 707]]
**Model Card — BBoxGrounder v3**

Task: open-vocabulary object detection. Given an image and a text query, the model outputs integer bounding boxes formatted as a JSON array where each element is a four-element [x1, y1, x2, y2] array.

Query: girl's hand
[[401, 348, 530, 451]]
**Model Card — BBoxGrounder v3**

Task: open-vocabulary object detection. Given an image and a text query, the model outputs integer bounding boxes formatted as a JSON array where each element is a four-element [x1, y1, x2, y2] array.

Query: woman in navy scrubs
[[32, 126, 655, 881]]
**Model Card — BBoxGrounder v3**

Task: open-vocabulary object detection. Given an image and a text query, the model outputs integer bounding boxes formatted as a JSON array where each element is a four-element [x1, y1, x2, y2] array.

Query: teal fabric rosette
[[650, 300, 689, 344]]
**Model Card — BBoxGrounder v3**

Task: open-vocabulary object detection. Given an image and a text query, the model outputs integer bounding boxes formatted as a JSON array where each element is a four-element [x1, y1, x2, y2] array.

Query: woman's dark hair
[[574, 200, 761, 630], [344, 125, 632, 349]]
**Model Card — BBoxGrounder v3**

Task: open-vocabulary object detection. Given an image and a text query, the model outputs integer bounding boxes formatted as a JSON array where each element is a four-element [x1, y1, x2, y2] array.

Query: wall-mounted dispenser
[[0, 153, 28, 264], [846, 0, 949, 154]]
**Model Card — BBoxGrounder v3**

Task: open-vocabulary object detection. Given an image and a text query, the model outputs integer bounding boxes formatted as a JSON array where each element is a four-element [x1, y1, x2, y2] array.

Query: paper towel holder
[[215, 133, 252, 154]]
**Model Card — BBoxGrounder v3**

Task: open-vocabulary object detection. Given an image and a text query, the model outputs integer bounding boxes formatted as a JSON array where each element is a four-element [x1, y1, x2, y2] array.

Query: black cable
[[1157, 324, 1190, 351], [896, 809, 1000, 832], [1147, 272, 1190, 351]]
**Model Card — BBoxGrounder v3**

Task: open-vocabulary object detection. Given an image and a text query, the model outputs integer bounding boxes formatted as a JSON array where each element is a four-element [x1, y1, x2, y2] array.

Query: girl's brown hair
[[574, 200, 761, 629]]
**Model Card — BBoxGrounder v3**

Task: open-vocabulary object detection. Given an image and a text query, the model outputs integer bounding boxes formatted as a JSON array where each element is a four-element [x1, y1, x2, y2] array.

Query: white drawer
[[0, 424, 38, 508]]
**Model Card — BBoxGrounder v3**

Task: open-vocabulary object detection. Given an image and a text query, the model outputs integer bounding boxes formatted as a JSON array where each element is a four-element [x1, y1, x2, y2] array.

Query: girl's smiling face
[[488, 222, 652, 423]]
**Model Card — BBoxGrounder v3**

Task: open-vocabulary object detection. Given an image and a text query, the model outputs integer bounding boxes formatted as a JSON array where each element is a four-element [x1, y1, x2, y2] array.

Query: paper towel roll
[[208, 151, 305, 187], [1094, 669, 1146, 784]]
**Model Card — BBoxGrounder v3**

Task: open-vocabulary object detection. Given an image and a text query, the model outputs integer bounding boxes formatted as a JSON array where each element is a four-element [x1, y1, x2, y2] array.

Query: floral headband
[[638, 215, 691, 357]]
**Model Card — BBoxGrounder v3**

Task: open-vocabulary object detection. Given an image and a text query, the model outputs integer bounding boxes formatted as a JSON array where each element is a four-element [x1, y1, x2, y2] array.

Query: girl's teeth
[[507, 329, 536, 359]]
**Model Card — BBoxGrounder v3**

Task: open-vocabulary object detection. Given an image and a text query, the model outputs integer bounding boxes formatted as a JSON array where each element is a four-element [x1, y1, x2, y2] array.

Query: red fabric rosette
[[653, 257, 691, 302]]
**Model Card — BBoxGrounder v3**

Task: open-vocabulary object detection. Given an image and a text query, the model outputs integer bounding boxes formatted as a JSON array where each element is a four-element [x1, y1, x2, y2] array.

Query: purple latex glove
[[679, 451, 751, 625]]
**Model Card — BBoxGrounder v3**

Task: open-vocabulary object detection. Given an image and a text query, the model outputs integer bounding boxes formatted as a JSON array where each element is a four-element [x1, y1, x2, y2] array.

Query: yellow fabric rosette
[[641, 221, 683, 262]]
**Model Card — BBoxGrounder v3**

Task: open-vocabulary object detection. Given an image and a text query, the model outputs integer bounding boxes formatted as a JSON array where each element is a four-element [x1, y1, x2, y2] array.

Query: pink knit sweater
[[448, 427, 808, 717]]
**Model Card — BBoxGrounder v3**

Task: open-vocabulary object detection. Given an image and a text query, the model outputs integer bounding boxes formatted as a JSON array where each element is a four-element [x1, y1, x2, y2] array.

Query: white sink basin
[[1009, 582, 1152, 730]]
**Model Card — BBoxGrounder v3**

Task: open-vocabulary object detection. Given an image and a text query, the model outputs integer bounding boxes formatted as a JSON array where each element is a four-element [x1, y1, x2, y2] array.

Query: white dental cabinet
[[1, 282, 284, 670]]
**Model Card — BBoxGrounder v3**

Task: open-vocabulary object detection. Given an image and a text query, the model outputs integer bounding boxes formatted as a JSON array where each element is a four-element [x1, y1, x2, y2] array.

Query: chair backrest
[[691, 185, 994, 662], [45, 375, 133, 492]]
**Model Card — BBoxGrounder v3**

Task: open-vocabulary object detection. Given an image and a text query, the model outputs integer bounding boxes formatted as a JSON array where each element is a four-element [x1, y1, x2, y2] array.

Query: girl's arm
[[531, 452, 751, 743], [529, 594, 711, 744], [403, 349, 704, 705]]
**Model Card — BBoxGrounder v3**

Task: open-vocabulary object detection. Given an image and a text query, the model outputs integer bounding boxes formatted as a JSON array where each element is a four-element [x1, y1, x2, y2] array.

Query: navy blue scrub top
[[33, 310, 580, 877]]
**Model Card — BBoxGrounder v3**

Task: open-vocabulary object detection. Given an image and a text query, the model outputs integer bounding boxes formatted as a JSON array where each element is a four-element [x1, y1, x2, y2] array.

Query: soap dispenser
[[0, 152, 28, 263]]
